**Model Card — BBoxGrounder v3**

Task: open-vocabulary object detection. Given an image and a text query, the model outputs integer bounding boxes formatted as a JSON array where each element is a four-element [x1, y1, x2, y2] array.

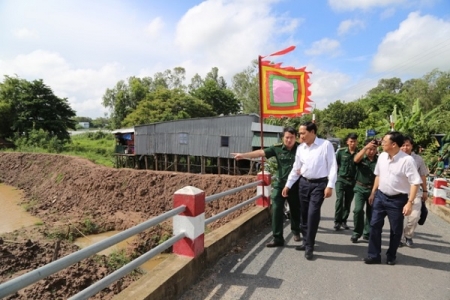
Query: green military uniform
[[352, 154, 377, 239], [334, 147, 357, 226], [436, 160, 445, 176], [264, 142, 300, 244]]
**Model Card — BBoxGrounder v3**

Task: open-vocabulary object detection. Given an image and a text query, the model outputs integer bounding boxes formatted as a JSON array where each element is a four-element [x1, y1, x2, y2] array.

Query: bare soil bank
[[0, 152, 258, 299]]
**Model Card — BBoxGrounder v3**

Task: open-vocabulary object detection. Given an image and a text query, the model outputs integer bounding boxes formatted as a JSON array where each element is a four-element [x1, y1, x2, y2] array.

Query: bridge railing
[[0, 171, 272, 299]]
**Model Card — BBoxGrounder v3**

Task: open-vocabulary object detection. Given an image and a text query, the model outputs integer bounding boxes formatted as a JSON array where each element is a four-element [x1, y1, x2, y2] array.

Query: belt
[[356, 181, 372, 189], [379, 190, 407, 199], [339, 176, 354, 181], [302, 176, 328, 183]]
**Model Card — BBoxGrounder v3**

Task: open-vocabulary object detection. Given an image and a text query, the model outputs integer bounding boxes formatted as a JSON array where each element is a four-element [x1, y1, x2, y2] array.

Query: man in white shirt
[[282, 122, 338, 260], [363, 131, 422, 266]]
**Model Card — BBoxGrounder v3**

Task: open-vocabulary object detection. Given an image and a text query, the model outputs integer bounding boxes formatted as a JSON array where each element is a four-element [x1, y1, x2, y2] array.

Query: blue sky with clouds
[[1, 0, 449, 118]]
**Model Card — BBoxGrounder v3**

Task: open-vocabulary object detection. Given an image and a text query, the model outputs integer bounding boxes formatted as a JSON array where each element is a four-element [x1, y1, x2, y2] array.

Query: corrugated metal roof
[[251, 122, 284, 133], [252, 136, 281, 147], [111, 127, 135, 134]]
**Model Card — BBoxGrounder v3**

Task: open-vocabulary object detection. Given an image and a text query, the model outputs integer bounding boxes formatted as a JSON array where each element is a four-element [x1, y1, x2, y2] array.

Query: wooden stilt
[[218, 157, 221, 175]]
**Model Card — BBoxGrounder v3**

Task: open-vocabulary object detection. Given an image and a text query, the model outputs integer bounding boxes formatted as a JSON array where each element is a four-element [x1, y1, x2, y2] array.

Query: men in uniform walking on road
[[363, 131, 421, 266], [334, 133, 358, 230], [399, 136, 429, 247], [232, 127, 301, 248], [351, 139, 378, 243], [282, 122, 337, 260]]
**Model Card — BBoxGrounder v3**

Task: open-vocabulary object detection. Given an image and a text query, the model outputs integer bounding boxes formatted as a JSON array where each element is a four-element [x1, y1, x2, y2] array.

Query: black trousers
[[298, 177, 328, 252], [368, 190, 407, 260]]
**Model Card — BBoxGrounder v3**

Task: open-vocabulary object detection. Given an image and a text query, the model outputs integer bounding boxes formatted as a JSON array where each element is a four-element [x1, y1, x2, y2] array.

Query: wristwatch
[[408, 200, 414, 204]]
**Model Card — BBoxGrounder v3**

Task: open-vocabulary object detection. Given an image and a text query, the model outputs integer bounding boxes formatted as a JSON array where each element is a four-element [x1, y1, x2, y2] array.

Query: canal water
[[0, 183, 168, 272], [0, 183, 42, 233]]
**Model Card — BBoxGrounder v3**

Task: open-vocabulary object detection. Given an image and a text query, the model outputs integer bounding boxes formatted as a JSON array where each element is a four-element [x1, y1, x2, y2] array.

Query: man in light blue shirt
[[282, 122, 337, 260]]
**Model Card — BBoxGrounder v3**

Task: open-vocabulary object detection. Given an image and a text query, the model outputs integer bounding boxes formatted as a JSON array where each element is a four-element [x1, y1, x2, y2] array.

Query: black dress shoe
[[350, 236, 359, 243], [266, 241, 284, 248], [363, 257, 381, 264], [341, 222, 350, 230], [386, 259, 396, 265], [386, 257, 397, 265], [305, 251, 314, 260], [362, 235, 369, 241], [295, 244, 306, 251], [333, 222, 341, 230]]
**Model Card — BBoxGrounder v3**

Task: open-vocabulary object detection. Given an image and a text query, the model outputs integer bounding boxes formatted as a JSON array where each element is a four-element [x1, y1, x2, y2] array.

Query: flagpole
[[258, 55, 265, 172], [258, 54, 266, 202]]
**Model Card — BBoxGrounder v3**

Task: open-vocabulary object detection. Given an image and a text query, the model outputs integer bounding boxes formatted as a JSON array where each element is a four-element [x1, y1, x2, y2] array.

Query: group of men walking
[[232, 122, 427, 264]]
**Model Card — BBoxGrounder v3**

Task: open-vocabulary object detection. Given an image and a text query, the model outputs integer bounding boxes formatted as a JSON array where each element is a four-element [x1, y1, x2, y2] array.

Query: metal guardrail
[[205, 195, 261, 225], [69, 232, 186, 300], [0, 206, 186, 299], [0, 176, 266, 299], [205, 180, 262, 203]]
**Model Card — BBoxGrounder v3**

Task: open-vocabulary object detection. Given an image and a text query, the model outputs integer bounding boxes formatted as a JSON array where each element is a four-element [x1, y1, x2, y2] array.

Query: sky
[[1, 0, 450, 118]]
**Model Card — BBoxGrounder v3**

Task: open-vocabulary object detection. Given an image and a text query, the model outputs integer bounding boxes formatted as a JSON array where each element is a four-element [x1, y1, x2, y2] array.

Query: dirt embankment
[[0, 152, 258, 299]]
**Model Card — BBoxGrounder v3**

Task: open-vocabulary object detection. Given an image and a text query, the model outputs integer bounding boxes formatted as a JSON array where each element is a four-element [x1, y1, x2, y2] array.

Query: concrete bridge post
[[173, 186, 205, 257], [256, 171, 271, 207], [433, 178, 448, 205]]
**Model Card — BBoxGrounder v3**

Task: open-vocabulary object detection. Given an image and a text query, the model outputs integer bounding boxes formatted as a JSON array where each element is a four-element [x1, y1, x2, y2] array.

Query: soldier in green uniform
[[231, 127, 301, 247], [334, 133, 358, 230], [350, 139, 378, 243]]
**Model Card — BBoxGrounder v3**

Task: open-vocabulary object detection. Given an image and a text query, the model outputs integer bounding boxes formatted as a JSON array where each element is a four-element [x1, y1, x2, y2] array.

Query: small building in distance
[[116, 114, 284, 174], [78, 122, 90, 129]]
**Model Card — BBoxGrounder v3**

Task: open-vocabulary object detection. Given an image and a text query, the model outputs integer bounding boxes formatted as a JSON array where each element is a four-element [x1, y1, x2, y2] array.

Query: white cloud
[[145, 17, 164, 38], [308, 67, 353, 109], [380, 8, 396, 19], [0, 50, 124, 117], [337, 19, 365, 35], [14, 28, 39, 39], [305, 38, 341, 56], [174, 0, 301, 79], [328, 0, 406, 11], [372, 12, 450, 76]]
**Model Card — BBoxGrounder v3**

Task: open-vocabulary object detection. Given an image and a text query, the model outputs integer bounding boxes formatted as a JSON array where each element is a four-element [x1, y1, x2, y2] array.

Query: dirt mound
[[0, 152, 260, 299]]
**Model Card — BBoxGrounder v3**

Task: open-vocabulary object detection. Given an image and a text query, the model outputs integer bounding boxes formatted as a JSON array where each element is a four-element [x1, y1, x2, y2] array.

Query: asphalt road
[[180, 194, 450, 300]]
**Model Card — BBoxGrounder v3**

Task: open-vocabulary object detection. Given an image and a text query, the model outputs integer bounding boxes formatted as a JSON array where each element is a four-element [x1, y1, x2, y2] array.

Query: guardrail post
[[173, 186, 205, 257], [256, 171, 271, 207], [433, 178, 448, 205]]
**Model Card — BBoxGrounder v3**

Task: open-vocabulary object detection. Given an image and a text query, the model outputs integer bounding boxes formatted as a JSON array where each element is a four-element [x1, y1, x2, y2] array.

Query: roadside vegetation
[[1, 67, 450, 172]]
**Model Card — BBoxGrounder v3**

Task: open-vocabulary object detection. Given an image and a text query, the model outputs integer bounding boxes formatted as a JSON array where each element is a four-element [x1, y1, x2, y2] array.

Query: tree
[[188, 74, 204, 92], [121, 88, 215, 126], [102, 68, 187, 129], [232, 60, 259, 114], [191, 79, 240, 115], [320, 100, 367, 136], [0, 76, 76, 141], [367, 77, 403, 96]]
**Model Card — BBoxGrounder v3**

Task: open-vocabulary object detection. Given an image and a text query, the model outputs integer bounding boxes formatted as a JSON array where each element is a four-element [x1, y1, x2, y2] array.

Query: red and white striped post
[[433, 178, 448, 206], [257, 171, 271, 207], [173, 186, 205, 257]]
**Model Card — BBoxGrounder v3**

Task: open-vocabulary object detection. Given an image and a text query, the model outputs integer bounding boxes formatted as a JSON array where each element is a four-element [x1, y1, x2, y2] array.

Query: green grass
[[55, 173, 64, 184], [1, 131, 117, 167], [63, 132, 116, 167]]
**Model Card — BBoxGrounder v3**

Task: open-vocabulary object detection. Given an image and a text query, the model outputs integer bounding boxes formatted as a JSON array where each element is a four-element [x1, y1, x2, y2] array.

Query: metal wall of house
[[134, 114, 260, 158]]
